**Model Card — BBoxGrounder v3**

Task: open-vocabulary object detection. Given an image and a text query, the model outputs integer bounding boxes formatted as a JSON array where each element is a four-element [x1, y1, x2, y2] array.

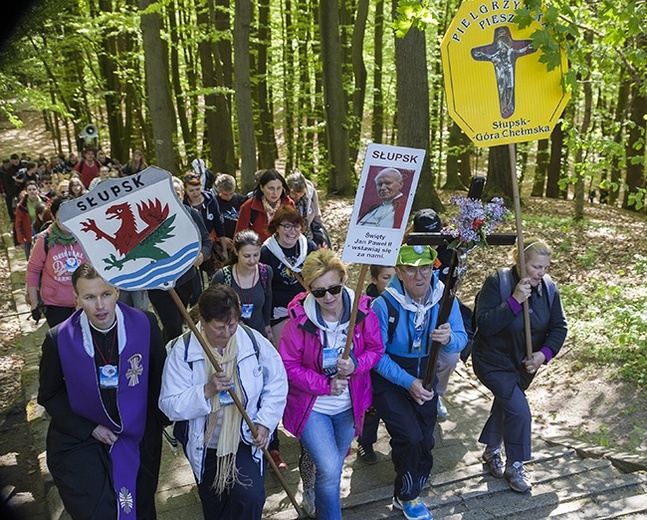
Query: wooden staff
[[341, 264, 369, 359], [420, 175, 486, 390], [508, 143, 533, 360], [168, 288, 304, 518], [422, 250, 459, 390]]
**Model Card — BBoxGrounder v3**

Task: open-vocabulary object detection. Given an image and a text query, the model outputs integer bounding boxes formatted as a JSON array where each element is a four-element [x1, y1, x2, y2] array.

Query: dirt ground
[[0, 110, 645, 517]]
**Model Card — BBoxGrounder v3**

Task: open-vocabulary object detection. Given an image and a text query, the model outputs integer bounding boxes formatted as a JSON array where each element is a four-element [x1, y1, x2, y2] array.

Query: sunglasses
[[310, 284, 343, 299]]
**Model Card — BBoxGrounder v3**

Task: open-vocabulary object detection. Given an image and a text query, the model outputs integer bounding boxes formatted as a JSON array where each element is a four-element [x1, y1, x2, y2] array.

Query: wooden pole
[[168, 288, 304, 518], [508, 144, 533, 360], [341, 263, 368, 359]]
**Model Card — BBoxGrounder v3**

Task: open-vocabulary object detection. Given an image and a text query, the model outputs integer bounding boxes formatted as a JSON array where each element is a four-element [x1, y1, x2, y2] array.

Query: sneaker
[[392, 496, 433, 520], [302, 487, 316, 518], [436, 396, 448, 420], [358, 444, 378, 465], [482, 446, 505, 478], [504, 460, 532, 493], [269, 449, 288, 472]]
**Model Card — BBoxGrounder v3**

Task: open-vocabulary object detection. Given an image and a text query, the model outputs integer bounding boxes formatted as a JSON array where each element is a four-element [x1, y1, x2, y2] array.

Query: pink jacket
[[279, 292, 384, 438], [26, 231, 86, 308]]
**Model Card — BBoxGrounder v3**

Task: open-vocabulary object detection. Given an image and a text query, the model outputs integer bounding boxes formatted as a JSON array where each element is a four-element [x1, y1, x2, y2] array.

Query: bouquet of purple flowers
[[446, 195, 509, 250]]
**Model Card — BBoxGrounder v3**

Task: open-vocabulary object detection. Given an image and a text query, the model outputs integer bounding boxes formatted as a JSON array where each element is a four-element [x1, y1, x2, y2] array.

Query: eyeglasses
[[280, 223, 301, 232], [184, 173, 199, 181], [209, 320, 239, 335], [400, 265, 433, 276], [310, 284, 343, 299]]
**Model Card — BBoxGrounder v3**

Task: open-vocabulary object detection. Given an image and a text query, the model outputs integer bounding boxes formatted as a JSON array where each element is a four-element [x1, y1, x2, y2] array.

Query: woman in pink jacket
[[279, 249, 384, 520], [26, 197, 86, 327]]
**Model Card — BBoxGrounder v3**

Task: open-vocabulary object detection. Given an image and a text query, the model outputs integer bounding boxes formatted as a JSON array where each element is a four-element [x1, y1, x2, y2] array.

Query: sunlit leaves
[[392, 0, 439, 38]]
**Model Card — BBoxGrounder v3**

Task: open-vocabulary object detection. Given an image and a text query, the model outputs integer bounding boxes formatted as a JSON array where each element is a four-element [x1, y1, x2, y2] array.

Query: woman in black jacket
[[472, 237, 567, 494]]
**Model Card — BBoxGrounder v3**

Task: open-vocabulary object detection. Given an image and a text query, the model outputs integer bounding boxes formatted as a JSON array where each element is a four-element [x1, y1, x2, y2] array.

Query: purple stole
[[58, 302, 151, 519]]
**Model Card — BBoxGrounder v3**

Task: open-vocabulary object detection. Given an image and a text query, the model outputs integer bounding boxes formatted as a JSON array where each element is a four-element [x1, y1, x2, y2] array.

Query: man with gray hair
[[358, 167, 407, 228]]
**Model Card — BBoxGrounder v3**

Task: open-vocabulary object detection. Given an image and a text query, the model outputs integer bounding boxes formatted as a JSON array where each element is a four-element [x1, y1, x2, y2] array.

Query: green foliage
[[392, 1, 439, 38], [560, 276, 647, 389], [576, 247, 597, 270]]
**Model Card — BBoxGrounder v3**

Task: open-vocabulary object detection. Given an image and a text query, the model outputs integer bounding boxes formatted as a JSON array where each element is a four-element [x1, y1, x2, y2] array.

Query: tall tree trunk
[[574, 35, 593, 220], [484, 145, 514, 204], [295, 0, 315, 173], [609, 77, 631, 206], [445, 122, 468, 190], [180, 2, 200, 144], [546, 120, 564, 199], [282, 0, 296, 172], [97, 0, 126, 161], [319, 0, 353, 195], [393, 1, 442, 211], [623, 83, 647, 210], [531, 139, 549, 196], [254, 0, 276, 169], [198, 0, 235, 174], [371, 0, 384, 144], [348, 0, 368, 164], [168, 1, 194, 160], [234, 0, 256, 188], [140, 0, 178, 171]]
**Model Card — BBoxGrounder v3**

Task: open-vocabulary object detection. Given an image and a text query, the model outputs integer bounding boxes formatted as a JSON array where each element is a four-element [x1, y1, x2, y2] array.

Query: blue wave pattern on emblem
[[108, 242, 201, 290]]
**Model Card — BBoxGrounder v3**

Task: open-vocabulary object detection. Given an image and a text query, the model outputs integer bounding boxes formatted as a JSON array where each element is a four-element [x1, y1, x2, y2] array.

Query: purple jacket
[[279, 292, 384, 438]]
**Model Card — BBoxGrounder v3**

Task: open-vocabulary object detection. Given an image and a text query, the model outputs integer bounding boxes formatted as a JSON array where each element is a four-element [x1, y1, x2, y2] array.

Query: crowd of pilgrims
[[1, 146, 567, 520]]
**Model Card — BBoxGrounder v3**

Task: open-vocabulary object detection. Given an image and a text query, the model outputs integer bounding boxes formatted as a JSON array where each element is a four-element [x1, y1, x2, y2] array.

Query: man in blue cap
[[371, 245, 467, 520]]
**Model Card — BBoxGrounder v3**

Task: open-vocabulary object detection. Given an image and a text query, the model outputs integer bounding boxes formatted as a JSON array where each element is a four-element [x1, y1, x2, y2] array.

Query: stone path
[[3, 229, 647, 519]]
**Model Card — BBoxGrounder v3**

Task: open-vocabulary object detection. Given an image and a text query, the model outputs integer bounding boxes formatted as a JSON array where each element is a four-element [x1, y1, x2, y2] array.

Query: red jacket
[[235, 195, 294, 242], [279, 291, 384, 438], [15, 195, 50, 246]]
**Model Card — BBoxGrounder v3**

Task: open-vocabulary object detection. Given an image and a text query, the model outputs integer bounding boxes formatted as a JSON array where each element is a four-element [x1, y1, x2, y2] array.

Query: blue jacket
[[372, 274, 467, 390]]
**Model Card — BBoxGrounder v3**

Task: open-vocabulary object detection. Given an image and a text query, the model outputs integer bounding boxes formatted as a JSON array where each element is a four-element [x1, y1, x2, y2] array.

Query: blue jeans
[[300, 408, 355, 520]]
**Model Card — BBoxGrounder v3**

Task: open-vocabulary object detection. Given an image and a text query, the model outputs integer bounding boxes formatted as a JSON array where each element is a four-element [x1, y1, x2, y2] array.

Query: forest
[[0, 0, 645, 217]]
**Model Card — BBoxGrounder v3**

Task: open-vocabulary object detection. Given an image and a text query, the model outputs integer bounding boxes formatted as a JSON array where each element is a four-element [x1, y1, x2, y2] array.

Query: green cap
[[396, 245, 438, 266]]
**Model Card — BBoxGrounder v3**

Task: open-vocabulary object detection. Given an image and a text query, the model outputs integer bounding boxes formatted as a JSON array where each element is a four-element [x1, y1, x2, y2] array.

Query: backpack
[[375, 288, 476, 354], [472, 267, 556, 335], [221, 263, 269, 292], [171, 324, 261, 447], [374, 294, 400, 346]]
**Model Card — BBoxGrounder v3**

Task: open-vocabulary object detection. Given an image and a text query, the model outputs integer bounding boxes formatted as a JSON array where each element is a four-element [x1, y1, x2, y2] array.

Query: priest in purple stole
[[38, 263, 168, 519]]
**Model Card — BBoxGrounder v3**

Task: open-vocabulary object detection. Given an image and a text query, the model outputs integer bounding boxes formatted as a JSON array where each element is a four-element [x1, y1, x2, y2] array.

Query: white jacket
[[158, 324, 287, 482]]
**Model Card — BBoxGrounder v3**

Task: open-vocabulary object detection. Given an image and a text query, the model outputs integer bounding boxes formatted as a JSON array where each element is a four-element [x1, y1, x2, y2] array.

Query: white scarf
[[384, 279, 444, 330], [80, 304, 127, 357], [201, 324, 244, 493], [263, 234, 308, 273]]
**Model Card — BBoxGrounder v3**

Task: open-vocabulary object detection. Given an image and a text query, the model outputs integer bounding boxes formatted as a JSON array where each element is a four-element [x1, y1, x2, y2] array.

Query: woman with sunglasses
[[235, 169, 294, 242], [279, 249, 384, 520]]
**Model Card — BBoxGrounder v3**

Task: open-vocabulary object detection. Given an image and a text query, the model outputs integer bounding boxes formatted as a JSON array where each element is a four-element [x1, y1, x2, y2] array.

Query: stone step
[[336, 454, 647, 519]]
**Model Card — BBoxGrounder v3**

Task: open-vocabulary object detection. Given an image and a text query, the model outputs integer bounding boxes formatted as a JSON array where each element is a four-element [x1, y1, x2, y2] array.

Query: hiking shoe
[[437, 396, 448, 421], [358, 444, 378, 465], [482, 446, 505, 478], [302, 487, 316, 518], [269, 449, 288, 472], [392, 496, 433, 520], [504, 460, 532, 493]]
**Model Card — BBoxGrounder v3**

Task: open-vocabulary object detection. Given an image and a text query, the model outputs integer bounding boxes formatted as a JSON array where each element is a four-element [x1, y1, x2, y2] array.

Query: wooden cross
[[406, 177, 516, 391]]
